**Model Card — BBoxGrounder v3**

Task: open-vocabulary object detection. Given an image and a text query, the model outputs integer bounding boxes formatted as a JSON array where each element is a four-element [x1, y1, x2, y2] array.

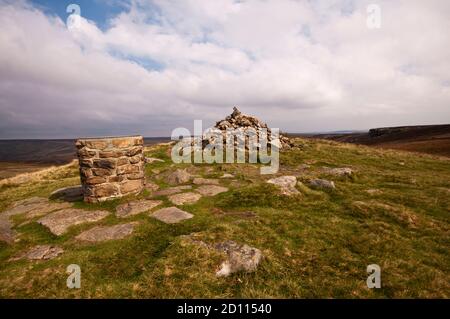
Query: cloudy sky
[[0, 0, 449, 138]]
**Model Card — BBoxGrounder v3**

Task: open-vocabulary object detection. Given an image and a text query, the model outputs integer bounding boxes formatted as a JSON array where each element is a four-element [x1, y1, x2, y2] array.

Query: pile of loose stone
[[202, 107, 294, 150]]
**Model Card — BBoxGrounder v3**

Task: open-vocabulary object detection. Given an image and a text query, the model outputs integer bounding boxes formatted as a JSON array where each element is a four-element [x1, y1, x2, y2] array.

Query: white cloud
[[0, 0, 449, 138]]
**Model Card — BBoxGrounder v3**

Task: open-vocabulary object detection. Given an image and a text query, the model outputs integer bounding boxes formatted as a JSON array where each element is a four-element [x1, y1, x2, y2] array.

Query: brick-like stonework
[[75, 136, 145, 203]]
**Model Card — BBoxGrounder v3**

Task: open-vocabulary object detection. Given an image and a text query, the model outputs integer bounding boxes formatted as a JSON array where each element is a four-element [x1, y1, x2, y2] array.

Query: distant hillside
[[0, 137, 171, 164], [310, 124, 450, 157]]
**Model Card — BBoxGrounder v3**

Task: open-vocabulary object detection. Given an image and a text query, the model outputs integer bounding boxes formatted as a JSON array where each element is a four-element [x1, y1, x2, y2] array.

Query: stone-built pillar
[[75, 136, 145, 203]]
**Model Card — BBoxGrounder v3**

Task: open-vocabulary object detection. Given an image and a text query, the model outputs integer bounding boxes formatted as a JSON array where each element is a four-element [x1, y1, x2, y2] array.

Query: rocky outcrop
[[76, 136, 145, 203]]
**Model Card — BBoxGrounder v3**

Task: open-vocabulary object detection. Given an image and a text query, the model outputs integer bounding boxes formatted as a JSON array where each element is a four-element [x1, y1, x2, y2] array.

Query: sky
[[0, 0, 449, 138]]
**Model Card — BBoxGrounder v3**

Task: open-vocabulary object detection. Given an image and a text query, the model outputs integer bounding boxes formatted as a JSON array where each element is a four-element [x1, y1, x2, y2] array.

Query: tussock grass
[[0, 139, 449, 298]]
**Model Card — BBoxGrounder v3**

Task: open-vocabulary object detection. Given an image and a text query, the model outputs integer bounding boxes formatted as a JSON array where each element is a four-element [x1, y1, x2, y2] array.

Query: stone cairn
[[75, 136, 145, 203], [203, 107, 293, 149]]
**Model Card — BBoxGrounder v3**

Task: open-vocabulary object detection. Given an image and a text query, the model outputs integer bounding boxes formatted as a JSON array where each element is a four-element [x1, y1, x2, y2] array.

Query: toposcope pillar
[[75, 136, 145, 203]]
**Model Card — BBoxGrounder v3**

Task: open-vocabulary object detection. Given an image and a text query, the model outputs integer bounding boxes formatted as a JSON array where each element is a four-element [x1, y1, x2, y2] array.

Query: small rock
[[220, 173, 234, 178], [166, 169, 191, 185], [215, 241, 262, 277], [151, 207, 193, 224], [76, 222, 138, 242], [145, 157, 165, 164], [266, 176, 300, 196], [25, 245, 64, 260], [168, 192, 202, 205], [196, 185, 229, 196], [144, 180, 160, 192], [366, 189, 383, 195], [193, 178, 219, 185], [38, 209, 110, 235], [323, 167, 353, 177], [116, 200, 162, 218], [50, 186, 83, 202], [309, 179, 335, 190]]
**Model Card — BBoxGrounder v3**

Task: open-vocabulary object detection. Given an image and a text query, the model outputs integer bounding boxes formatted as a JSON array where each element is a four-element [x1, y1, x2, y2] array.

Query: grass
[[0, 138, 449, 298]]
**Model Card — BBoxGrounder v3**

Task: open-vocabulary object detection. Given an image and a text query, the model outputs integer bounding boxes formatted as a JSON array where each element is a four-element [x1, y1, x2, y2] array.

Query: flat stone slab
[[0, 217, 16, 244], [196, 185, 229, 196], [0, 197, 71, 243], [116, 200, 162, 218], [168, 192, 202, 205], [25, 245, 64, 260], [151, 186, 192, 197], [76, 222, 138, 242], [50, 186, 83, 202], [2, 197, 49, 217], [193, 178, 219, 185], [25, 202, 72, 219], [151, 207, 193, 224], [38, 209, 110, 235]]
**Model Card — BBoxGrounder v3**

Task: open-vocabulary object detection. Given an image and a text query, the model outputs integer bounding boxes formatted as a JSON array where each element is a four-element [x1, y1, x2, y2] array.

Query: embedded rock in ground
[[50, 186, 83, 202], [0, 217, 16, 244], [116, 200, 162, 218], [220, 173, 234, 178], [366, 189, 383, 195], [25, 202, 72, 219], [323, 167, 353, 177], [144, 180, 160, 192], [266, 176, 300, 196], [25, 245, 64, 260], [151, 186, 192, 197], [309, 179, 336, 190], [76, 222, 138, 242], [215, 240, 263, 277], [196, 185, 229, 197], [151, 207, 193, 224], [212, 208, 257, 218], [145, 157, 165, 164], [166, 169, 191, 185], [0, 198, 71, 243], [37, 208, 110, 235], [168, 192, 202, 205], [193, 178, 219, 185], [1, 197, 49, 217]]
